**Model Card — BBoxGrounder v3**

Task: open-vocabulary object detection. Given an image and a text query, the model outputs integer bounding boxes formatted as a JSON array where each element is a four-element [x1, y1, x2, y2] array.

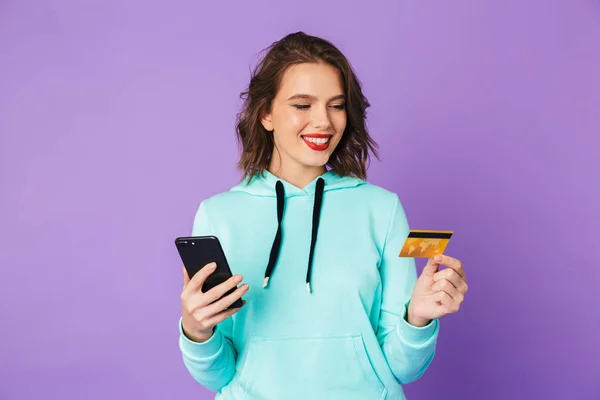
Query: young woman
[[178, 32, 468, 399]]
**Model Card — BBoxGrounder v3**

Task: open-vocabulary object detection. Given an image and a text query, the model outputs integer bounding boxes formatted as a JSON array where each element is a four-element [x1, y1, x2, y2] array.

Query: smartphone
[[175, 235, 243, 309]]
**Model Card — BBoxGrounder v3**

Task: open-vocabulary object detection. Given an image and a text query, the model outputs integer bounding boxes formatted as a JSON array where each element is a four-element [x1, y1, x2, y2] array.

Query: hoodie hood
[[230, 170, 366, 293], [231, 169, 365, 197]]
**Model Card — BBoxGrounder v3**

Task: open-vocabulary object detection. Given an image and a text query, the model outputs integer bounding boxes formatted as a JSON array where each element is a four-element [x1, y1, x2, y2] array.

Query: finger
[[202, 300, 246, 327], [203, 284, 249, 317], [199, 274, 244, 307], [433, 268, 465, 291], [434, 291, 461, 314], [434, 255, 466, 280], [182, 262, 217, 299], [431, 279, 464, 304]]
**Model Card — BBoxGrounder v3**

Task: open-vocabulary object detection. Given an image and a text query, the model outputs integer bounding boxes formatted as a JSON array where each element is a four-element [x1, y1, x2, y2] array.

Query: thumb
[[421, 257, 440, 277], [182, 265, 190, 287]]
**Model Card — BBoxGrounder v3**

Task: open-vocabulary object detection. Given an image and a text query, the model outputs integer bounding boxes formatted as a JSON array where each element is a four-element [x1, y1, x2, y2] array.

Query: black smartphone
[[175, 235, 243, 309]]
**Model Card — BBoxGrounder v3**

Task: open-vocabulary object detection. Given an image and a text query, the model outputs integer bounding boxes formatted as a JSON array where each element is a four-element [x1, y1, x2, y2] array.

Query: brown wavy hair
[[235, 31, 379, 182]]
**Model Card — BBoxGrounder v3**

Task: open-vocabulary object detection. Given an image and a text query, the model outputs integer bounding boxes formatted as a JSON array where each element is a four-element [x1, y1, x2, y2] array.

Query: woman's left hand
[[406, 255, 468, 327]]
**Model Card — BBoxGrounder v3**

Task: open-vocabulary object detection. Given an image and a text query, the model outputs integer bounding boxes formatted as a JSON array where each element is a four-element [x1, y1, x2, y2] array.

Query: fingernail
[[435, 256, 443, 262], [209, 262, 217, 269], [241, 284, 249, 291], [233, 275, 243, 283]]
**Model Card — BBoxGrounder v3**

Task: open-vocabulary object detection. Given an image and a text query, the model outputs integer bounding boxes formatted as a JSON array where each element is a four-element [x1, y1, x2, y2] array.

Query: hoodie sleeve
[[376, 194, 439, 384], [178, 201, 237, 392]]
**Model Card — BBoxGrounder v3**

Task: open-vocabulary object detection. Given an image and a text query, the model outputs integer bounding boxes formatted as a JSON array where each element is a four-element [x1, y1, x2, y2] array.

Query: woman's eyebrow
[[287, 94, 345, 102]]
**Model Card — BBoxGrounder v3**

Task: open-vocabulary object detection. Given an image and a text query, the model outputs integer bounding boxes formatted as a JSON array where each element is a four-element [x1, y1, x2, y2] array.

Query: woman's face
[[261, 62, 347, 177]]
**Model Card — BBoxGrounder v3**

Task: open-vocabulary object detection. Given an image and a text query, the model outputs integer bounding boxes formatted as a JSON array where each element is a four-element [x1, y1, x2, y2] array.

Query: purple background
[[1, 1, 598, 399]]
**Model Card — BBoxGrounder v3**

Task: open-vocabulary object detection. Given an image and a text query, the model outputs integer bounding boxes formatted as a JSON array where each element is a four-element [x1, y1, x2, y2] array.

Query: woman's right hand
[[180, 262, 248, 343]]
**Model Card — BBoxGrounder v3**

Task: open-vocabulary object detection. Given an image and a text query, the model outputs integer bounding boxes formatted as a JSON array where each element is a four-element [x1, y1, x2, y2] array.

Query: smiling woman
[[177, 31, 468, 400], [234, 33, 378, 188]]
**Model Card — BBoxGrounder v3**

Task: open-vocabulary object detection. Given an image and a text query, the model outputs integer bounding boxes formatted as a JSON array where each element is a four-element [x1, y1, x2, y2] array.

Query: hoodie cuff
[[178, 317, 223, 359], [396, 302, 439, 346]]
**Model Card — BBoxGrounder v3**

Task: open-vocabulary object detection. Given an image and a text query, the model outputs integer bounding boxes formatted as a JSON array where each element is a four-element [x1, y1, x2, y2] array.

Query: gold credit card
[[399, 230, 453, 258]]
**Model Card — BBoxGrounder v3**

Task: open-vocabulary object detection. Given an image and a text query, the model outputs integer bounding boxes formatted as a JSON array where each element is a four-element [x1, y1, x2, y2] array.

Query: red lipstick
[[301, 133, 332, 151]]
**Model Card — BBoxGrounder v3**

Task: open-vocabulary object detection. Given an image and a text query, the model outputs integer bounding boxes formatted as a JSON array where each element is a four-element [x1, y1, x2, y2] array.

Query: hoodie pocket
[[238, 334, 386, 399]]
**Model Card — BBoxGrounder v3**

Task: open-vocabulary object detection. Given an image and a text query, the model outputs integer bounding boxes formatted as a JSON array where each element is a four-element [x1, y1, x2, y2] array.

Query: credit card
[[399, 230, 453, 258]]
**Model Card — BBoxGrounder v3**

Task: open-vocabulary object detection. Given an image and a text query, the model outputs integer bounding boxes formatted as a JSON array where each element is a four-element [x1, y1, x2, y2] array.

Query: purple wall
[[1, 1, 598, 399]]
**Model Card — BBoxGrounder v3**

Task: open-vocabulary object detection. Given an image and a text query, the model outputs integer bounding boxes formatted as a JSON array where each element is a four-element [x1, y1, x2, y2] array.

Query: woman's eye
[[293, 103, 345, 110]]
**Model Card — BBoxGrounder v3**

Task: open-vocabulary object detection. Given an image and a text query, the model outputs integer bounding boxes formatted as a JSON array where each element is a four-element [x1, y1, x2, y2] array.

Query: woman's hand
[[180, 262, 248, 343], [407, 255, 468, 327]]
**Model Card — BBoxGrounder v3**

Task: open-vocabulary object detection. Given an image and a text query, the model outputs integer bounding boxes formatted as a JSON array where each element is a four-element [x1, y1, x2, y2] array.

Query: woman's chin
[[298, 154, 332, 169]]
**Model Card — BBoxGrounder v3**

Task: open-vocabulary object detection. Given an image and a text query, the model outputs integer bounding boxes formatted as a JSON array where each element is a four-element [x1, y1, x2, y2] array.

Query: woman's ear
[[261, 112, 274, 132]]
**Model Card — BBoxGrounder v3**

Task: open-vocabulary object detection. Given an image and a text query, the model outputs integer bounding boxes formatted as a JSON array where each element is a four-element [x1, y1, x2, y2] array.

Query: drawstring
[[263, 177, 325, 293], [306, 177, 325, 293], [263, 180, 284, 289]]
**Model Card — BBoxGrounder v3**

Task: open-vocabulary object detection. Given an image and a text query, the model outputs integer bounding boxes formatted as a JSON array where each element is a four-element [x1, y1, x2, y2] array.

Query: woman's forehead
[[278, 63, 344, 98]]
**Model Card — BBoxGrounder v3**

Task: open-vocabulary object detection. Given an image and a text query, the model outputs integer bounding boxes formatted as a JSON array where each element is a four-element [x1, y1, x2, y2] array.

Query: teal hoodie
[[178, 170, 439, 399]]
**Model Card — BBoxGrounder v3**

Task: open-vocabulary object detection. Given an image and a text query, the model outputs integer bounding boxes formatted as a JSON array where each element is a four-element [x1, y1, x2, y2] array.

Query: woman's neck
[[268, 159, 325, 189]]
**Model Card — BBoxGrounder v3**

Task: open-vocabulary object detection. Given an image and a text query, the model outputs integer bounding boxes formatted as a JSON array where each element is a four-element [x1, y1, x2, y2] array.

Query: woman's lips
[[302, 134, 332, 151]]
